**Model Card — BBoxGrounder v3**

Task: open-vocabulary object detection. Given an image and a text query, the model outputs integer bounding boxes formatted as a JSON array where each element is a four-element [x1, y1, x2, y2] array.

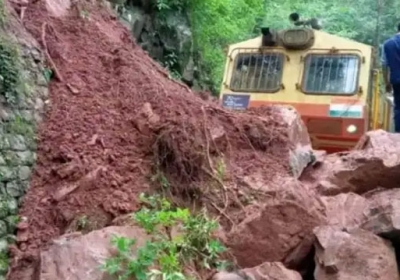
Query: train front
[[219, 26, 373, 153]]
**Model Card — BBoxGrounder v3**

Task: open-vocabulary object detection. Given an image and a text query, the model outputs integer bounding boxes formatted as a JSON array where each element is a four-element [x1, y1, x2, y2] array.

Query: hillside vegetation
[[128, 0, 400, 94]]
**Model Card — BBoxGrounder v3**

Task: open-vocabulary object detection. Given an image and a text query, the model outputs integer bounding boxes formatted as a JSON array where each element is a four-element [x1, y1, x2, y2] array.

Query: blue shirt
[[382, 34, 400, 85]]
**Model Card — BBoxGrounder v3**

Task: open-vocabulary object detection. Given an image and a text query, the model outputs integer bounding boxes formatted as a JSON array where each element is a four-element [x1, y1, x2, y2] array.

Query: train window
[[302, 54, 360, 95], [230, 52, 284, 92]]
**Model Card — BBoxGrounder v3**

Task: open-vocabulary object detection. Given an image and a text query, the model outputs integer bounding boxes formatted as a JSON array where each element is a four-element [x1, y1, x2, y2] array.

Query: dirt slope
[[7, 0, 293, 278]]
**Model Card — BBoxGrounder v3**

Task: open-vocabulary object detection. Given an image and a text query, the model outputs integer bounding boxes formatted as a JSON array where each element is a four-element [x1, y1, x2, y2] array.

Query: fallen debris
[[361, 188, 400, 240], [39, 226, 148, 280], [226, 180, 326, 269], [213, 262, 302, 280], [242, 262, 302, 280], [302, 130, 400, 196], [314, 226, 399, 280], [321, 192, 368, 229], [5, 0, 400, 278], [7, 0, 299, 278]]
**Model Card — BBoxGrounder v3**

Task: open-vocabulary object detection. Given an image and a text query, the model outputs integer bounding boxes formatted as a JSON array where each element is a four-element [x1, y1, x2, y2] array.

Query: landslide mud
[[7, 1, 292, 278]]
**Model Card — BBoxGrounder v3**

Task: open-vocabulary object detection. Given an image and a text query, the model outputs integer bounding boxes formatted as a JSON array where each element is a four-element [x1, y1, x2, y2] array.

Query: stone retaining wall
[[0, 1, 48, 275]]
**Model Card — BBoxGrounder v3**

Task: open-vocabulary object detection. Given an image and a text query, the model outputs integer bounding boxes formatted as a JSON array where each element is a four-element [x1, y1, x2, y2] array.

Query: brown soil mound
[[7, 1, 291, 278]]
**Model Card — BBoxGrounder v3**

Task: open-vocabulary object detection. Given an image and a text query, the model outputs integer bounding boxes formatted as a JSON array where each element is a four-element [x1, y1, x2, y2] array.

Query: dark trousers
[[393, 83, 400, 132]]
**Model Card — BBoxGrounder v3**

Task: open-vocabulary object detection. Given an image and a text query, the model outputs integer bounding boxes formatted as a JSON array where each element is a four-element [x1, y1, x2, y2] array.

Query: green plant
[[0, 0, 5, 27], [103, 194, 227, 279], [156, 0, 188, 12], [189, 0, 264, 93], [0, 252, 8, 274], [0, 0, 6, 27], [162, 52, 182, 81], [168, 70, 182, 81], [4, 116, 34, 138], [76, 215, 89, 230], [42, 67, 53, 84], [163, 52, 178, 70], [0, 37, 26, 105]]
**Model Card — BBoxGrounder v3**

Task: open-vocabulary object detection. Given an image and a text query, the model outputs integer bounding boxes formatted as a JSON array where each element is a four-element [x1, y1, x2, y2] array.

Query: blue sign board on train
[[221, 94, 250, 110]]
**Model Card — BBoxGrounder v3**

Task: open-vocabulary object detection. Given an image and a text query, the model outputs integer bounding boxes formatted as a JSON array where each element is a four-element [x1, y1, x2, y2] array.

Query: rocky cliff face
[[116, 0, 199, 88]]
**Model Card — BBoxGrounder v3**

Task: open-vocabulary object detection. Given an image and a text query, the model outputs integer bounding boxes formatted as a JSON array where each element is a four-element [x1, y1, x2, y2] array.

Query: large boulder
[[361, 188, 400, 241], [314, 226, 399, 280], [39, 226, 148, 280], [213, 262, 301, 280], [242, 262, 302, 280], [354, 129, 400, 150], [250, 105, 314, 179], [302, 130, 400, 196], [277, 106, 314, 179], [321, 192, 368, 229], [226, 179, 326, 269], [320, 188, 400, 242]]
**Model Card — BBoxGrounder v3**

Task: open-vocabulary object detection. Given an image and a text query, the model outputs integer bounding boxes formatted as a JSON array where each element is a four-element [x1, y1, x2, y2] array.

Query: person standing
[[381, 23, 400, 132]]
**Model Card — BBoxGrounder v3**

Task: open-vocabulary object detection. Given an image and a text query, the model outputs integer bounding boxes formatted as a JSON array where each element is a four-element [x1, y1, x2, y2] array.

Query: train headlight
[[346, 124, 357, 133]]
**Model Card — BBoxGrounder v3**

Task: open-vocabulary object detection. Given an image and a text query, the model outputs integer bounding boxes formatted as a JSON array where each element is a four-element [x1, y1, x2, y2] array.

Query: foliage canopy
[[186, 0, 400, 93]]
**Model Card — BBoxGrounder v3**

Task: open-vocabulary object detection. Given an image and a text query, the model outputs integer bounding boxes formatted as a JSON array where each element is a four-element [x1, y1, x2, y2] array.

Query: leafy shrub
[[0, 37, 26, 105], [103, 194, 227, 280]]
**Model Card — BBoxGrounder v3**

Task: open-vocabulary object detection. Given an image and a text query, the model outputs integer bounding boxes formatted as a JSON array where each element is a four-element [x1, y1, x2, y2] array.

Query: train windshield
[[230, 52, 284, 92], [302, 54, 360, 95]]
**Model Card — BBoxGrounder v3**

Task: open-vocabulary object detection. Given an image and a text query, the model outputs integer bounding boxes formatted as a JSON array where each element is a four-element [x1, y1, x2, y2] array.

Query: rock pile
[[4, 0, 400, 279]]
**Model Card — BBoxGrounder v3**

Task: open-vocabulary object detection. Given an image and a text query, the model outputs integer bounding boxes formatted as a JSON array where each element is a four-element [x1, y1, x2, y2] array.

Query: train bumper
[[303, 116, 366, 152]]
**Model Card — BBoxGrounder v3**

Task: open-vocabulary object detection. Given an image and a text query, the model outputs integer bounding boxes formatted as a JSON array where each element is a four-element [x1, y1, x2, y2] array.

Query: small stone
[[7, 198, 18, 215], [5, 216, 19, 233], [17, 96, 35, 109], [0, 200, 8, 220], [0, 167, 16, 182], [31, 48, 42, 62], [16, 151, 34, 165], [17, 196, 24, 207], [0, 156, 5, 166], [37, 73, 48, 86], [0, 221, 7, 238], [6, 234, 16, 244], [34, 98, 44, 112], [26, 139, 37, 150], [17, 221, 28, 230], [0, 185, 6, 196], [6, 181, 23, 197], [34, 112, 43, 123], [7, 135, 27, 151], [18, 166, 31, 181], [19, 110, 34, 122], [0, 108, 14, 122], [0, 137, 10, 150], [3, 151, 18, 166], [40, 88, 49, 99], [20, 180, 29, 191], [0, 239, 7, 254]]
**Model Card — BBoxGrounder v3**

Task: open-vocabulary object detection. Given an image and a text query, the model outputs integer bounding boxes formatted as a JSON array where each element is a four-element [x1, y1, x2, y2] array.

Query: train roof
[[228, 29, 373, 53]]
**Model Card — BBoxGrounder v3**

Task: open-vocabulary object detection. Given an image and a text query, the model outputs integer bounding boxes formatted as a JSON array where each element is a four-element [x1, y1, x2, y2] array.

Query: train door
[[369, 69, 393, 131]]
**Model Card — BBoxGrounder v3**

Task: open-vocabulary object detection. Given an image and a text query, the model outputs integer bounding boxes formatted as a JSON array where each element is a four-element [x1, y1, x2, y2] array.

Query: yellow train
[[219, 27, 393, 153]]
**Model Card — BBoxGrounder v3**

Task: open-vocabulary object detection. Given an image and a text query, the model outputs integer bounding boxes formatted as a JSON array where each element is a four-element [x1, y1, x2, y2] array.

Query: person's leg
[[392, 84, 400, 132]]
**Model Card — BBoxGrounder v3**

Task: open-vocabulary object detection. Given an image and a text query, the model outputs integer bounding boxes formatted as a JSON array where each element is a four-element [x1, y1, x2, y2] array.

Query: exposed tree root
[[41, 22, 64, 82]]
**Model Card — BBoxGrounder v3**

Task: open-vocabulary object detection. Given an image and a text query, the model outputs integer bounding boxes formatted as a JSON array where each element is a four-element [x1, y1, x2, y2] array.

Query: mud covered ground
[[6, 1, 296, 278]]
